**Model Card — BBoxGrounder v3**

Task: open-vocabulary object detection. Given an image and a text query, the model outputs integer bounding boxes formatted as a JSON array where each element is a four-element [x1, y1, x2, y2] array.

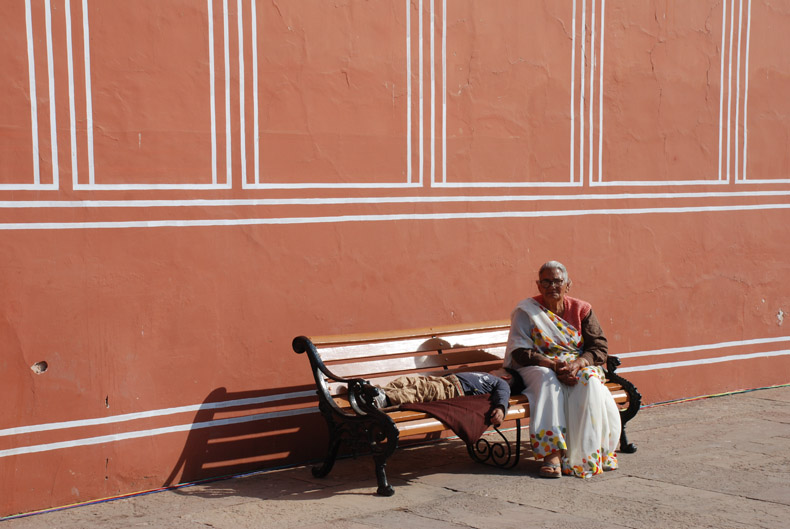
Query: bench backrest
[[307, 320, 511, 398]]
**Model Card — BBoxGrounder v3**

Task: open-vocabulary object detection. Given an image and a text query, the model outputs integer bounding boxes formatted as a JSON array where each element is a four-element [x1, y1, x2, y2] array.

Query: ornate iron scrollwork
[[607, 355, 642, 453], [466, 420, 522, 469]]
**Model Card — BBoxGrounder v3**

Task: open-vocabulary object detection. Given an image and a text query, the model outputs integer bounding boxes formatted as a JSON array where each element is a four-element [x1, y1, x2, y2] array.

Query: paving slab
[[3, 386, 790, 529]]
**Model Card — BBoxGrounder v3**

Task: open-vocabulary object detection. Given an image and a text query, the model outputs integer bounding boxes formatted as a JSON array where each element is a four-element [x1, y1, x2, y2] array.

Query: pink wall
[[1, 0, 789, 517]]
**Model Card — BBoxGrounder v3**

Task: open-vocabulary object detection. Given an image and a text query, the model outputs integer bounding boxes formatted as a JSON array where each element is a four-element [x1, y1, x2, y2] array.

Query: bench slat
[[320, 337, 446, 362], [317, 330, 510, 362], [309, 320, 509, 346], [327, 349, 505, 378], [396, 417, 450, 436]]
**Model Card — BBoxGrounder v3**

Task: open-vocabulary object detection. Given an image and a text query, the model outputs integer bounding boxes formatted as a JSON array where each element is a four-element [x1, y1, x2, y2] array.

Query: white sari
[[505, 297, 621, 478]]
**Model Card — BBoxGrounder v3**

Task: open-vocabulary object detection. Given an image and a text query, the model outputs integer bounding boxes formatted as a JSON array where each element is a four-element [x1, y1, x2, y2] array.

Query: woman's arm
[[510, 347, 539, 366], [580, 309, 608, 366], [511, 347, 562, 369]]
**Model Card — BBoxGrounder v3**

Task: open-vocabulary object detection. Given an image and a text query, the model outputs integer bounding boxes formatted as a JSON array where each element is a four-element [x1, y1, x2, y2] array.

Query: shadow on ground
[[164, 430, 576, 502]]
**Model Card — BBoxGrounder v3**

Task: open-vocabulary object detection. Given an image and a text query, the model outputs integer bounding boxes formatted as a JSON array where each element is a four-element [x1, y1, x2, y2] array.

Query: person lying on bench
[[371, 370, 512, 426]]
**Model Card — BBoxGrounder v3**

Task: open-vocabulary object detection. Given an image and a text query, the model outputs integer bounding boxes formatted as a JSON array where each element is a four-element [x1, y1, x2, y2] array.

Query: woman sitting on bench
[[505, 260, 621, 479]]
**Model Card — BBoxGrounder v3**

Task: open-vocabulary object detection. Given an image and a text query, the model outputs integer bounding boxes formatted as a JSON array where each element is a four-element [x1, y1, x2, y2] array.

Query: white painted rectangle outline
[[734, 0, 790, 184], [0, 0, 59, 191], [70, 0, 231, 191], [0, 1, 783, 196], [591, 0, 737, 187], [434, 0, 583, 189], [240, 0, 422, 190]]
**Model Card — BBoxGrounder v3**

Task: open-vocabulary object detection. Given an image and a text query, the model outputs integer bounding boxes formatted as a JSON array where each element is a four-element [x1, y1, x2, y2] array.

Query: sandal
[[539, 462, 561, 479]]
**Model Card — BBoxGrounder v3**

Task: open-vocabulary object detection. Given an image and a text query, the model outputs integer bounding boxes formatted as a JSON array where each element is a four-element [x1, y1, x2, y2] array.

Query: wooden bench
[[292, 320, 641, 496]]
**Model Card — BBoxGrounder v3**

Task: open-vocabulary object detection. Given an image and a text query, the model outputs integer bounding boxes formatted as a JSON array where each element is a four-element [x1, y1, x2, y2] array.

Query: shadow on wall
[[164, 385, 324, 487]]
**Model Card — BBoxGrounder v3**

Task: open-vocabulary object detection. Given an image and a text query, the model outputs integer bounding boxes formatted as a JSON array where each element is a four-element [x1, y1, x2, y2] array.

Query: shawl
[[400, 393, 494, 444], [506, 295, 592, 362]]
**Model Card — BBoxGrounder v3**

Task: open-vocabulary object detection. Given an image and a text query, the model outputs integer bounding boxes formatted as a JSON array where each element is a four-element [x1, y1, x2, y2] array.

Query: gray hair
[[539, 260, 570, 283]]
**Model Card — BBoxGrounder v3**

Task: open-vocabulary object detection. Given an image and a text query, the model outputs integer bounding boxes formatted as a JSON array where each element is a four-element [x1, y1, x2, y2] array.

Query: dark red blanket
[[400, 393, 493, 444]]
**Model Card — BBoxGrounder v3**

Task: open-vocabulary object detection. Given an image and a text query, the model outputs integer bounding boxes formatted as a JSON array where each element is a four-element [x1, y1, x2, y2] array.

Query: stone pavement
[[4, 386, 790, 529]]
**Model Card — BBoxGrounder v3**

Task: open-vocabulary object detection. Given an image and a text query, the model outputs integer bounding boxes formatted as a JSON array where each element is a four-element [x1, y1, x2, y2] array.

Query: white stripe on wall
[[1, 189, 789, 209], [25, 0, 40, 185], [617, 336, 790, 360], [223, 0, 232, 183], [81, 0, 95, 184], [0, 390, 316, 438], [0, 202, 788, 230], [0, 342, 787, 458], [0, 407, 317, 459], [618, 349, 790, 373], [44, 0, 59, 188]]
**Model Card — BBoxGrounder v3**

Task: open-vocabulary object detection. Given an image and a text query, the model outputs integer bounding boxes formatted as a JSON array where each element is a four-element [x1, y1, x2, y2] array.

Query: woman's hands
[[553, 360, 577, 385], [551, 358, 589, 386]]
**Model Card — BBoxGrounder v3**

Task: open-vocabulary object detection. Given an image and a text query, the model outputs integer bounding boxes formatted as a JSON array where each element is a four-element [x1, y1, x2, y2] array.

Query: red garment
[[400, 393, 493, 444], [534, 295, 591, 332]]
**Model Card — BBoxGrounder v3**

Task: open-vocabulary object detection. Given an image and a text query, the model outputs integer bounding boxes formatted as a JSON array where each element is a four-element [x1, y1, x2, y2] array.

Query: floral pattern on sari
[[520, 301, 620, 478]]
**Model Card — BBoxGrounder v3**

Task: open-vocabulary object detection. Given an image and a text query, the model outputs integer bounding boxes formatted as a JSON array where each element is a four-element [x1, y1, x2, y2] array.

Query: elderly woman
[[505, 261, 621, 478]]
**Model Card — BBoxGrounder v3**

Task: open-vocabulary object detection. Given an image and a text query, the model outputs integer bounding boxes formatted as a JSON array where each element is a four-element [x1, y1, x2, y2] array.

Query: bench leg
[[373, 454, 395, 496], [619, 424, 637, 454], [313, 404, 400, 495], [312, 429, 342, 478]]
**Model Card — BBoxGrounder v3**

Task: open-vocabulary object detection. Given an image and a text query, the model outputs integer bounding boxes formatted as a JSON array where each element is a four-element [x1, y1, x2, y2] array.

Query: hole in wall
[[31, 361, 48, 374]]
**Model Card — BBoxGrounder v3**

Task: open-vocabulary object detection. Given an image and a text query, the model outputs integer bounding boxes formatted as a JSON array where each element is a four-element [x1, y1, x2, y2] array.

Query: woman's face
[[536, 267, 568, 303]]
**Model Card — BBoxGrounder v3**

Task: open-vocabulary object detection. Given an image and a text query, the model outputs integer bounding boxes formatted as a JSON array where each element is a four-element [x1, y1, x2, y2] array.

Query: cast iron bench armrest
[[293, 335, 377, 416]]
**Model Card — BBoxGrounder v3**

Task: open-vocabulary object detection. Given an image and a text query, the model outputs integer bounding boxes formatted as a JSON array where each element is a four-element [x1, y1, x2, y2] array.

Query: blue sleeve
[[487, 376, 510, 414], [457, 372, 510, 413]]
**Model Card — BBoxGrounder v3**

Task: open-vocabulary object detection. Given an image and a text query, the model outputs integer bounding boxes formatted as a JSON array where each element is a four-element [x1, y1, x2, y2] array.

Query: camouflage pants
[[383, 374, 462, 405]]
